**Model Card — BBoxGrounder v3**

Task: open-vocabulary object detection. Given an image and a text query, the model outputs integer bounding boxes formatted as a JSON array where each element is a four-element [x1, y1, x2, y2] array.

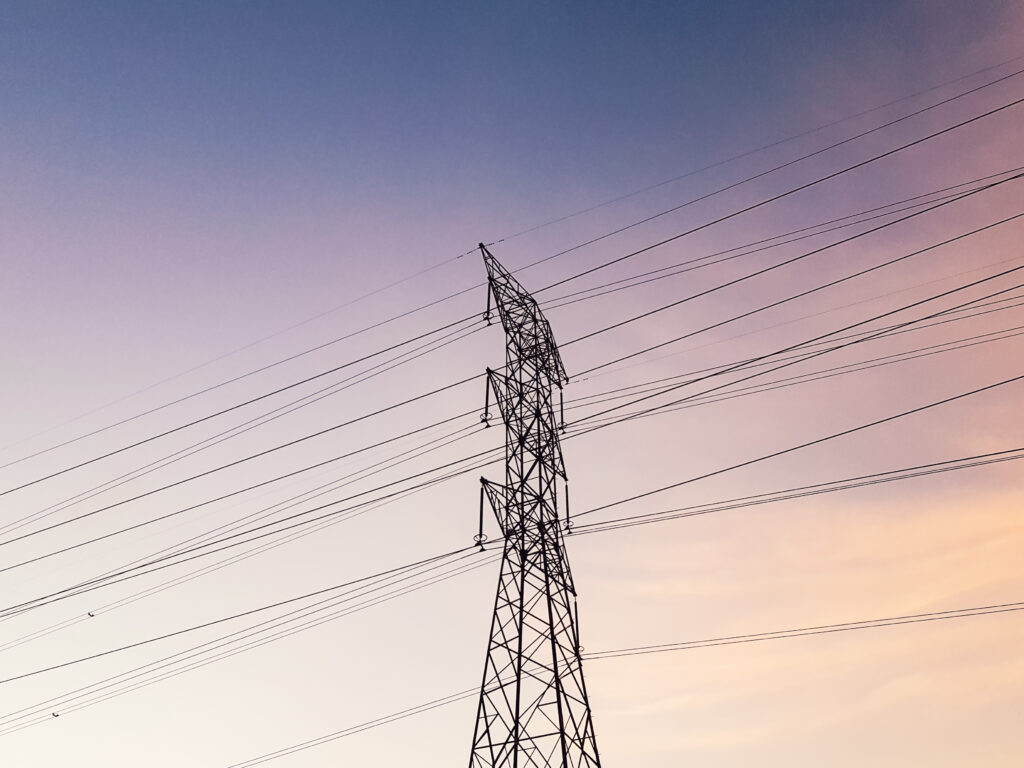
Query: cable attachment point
[[558, 384, 566, 433], [482, 258, 494, 326], [475, 481, 488, 550], [481, 368, 493, 426]]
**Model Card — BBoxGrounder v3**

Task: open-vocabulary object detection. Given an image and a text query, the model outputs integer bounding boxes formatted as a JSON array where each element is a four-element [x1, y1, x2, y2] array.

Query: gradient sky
[[1, 2, 1023, 767]]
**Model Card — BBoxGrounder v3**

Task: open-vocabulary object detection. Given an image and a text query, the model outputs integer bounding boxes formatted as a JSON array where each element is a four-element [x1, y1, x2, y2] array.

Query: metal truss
[[468, 244, 602, 768]]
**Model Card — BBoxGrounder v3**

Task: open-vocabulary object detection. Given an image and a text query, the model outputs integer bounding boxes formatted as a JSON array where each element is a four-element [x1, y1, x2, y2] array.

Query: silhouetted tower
[[469, 244, 602, 768]]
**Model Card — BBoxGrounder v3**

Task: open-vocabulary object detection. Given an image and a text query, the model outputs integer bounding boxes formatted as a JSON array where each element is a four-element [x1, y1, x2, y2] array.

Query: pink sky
[[0, 2, 1022, 766]]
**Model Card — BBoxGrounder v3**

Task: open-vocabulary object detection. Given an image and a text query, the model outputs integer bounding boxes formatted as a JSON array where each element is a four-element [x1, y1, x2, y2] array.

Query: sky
[[1, 1, 1022, 766]]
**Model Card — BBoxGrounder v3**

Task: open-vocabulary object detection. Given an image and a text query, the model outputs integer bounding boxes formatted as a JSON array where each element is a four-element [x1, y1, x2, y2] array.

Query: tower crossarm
[[481, 244, 568, 387]]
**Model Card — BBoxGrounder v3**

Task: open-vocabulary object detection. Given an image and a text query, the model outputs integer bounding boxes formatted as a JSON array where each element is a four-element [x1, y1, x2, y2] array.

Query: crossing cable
[[7, 71, 1021, 481], [3, 443, 1020, 729], [7, 239, 1019, 595], [567, 324, 1024, 420], [577, 327, 1024, 426], [564, 253, 1024, 430], [540, 167, 1024, 313], [0, 318, 485, 540], [0, 425, 494, 591], [0, 444, 506, 619], [569, 274, 1024, 421], [6, 443, 1020, 688], [576, 372, 1024, 519], [531, 92, 1024, 295], [9, 304, 1015, 649], [565, 284, 1024, 409], [4, 194, 1013, 594], [567, 268, 1024, 441], [5, 261, 1017, 611], [8, 231, 1015, 585], [5, 314, 1013, 626], [0, 325, 485, 547], [0, 316, 484, 498], [16, 159, 1016, 551], [560, 177, 1024, 370], [0, 448, 491, 653], [14, 54, 1016, 470], [11, 165, 1014, 545], [7, 89, 1019, 499], [565, 298, 1024, 408], [576, 280, 1024, 387]]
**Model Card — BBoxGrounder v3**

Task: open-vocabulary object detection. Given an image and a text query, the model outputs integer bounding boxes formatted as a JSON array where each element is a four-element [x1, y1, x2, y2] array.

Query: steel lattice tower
[[468, 244, 602, 768]]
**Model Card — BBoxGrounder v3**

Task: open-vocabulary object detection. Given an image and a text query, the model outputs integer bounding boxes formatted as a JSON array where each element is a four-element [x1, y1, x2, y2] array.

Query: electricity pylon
[[468, 244, 602, 768]]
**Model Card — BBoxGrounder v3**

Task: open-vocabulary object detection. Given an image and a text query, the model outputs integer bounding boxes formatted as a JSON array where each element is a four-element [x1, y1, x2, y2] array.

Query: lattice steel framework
[[468, 244, 602, 768]]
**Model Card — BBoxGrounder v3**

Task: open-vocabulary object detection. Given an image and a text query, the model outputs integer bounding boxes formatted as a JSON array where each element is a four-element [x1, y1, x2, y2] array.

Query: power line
[[224, 686, 480, 767], [569, 325, 1024, 425], [569, 274, 1024, 395], [10, 303, 1013, 654], [9, 240, 1020, 622], [0, 553, 503, 735], [9, 65, 1020, 483], [0, 548, 478, 685], [0, 444, 505, 618], [8, 444, 1019, 685], [0, 317, 484, 497], [578, 372, 1024, 519], [541, 167, 1024, 313], [562, 179, 1024, 366], [533, 92, 1024, 295], [8, 263, 1017, 613], [14, 53, 1016, 473], [223, 594, 1024, 766], [585, 600, 1024, 659], [571, 448, 1024, 535], [9, 318, 1018, 638], [17, 170, 1012, 546], [4, 436, 1018, 737], [486, 53, 1024, 247], [0, 401, 478, 556], [0, 444, 501, 618], [0, 320, 485, 540], [569, 267, 1024, 433], [10, 107, 1017, 510], [0, 447, 491, 652]]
